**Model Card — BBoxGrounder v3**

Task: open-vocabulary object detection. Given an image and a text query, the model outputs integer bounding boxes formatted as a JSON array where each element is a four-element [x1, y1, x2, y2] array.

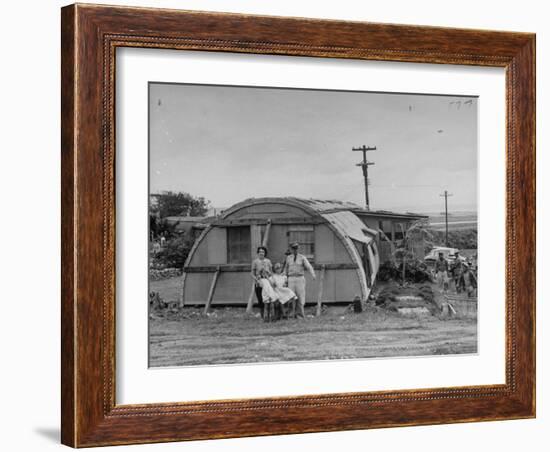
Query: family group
[[251, 242, 316, 322]]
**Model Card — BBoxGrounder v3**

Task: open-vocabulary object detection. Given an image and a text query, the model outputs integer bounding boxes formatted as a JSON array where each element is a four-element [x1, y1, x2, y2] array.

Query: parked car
[[424, 247, 466, 267]]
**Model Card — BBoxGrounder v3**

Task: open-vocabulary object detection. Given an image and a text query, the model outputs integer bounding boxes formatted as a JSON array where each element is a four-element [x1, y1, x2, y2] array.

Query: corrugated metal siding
[[183, 269, 362, 305], [183, 273, 211, 302], [207, 227, 227, 264], [333, 270, 362, 302], [229, 202, 309, 219], [188, 236, 209, 265], [212, 272, 249, 304], [264, 224, 290, 265], [314, 224, 335, 264], [296, 198, 361, 212]]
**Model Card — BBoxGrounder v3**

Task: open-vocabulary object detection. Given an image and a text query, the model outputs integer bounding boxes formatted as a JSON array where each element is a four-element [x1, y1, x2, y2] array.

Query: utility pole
[[352, 145, 376, 210], [439, 190, 453, 246]]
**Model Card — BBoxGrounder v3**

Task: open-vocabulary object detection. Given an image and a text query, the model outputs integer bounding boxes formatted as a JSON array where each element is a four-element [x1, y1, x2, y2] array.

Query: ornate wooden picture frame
[[61, 3, 535, 447]]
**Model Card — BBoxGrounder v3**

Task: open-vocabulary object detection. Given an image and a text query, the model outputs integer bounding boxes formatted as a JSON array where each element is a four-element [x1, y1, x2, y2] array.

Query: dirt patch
[[148, 277, 477, 367], [149, 304, 476, 367]]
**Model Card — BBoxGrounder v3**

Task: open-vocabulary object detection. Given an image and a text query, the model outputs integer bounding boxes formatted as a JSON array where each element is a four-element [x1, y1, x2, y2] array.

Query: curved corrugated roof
[[222, 197, 426, 220], [322, 211, 378, 244], [289, 197, 362, 213], [221, 197, 361, 219]]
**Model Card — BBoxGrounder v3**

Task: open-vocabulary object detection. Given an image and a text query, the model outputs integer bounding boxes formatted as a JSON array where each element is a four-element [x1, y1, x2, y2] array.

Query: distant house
[[349, 208, 428, 261], [181, 197, 426, 306], [164, 216, 210, 239]]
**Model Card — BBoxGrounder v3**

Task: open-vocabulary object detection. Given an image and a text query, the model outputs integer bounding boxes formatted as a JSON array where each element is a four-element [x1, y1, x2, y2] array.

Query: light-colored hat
[[290, 242, 299, 249]]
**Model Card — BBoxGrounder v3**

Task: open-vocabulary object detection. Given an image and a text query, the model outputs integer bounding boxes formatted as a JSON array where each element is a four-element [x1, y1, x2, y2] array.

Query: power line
[[352, 145, 376, 210]]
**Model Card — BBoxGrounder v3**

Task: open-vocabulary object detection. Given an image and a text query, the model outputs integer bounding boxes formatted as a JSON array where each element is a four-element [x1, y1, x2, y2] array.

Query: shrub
[[427, 228, 477, 249], [154, 235, 194, 269]]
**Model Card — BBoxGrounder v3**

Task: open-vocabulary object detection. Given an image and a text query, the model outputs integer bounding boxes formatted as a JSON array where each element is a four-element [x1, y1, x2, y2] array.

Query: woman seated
[[251, 246, 272, 319]]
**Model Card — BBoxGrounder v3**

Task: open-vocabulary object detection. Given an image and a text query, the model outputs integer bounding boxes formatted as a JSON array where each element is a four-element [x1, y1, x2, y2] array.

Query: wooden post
[[246, 284, 255, 314], [402, 253, 407, 284], [262, 219, 272, 247], [316, 265, 326, 316], [203, 266, 221, 315], [180, 272, 187, 308]]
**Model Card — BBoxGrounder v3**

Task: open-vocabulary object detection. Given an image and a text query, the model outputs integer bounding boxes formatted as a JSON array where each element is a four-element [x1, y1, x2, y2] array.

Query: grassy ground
[[149, 277, 477, 367], [150, 276, 182, 304]]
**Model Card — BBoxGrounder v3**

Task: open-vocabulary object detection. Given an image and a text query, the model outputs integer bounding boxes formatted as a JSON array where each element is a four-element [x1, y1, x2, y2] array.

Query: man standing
[[462, 263, 478, 298], [435, 251, 449, 294], [284, 242, 316, 318], [451, 252, 466, 293]]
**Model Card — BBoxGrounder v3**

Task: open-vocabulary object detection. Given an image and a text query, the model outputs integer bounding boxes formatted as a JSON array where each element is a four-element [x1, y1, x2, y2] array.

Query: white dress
[[259, 278, 278, 304], [270, 274, 296, 304]]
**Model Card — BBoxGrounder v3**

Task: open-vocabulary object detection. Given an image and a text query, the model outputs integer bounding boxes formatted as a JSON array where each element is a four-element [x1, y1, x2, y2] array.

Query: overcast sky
[[149, 83, 477, 213]]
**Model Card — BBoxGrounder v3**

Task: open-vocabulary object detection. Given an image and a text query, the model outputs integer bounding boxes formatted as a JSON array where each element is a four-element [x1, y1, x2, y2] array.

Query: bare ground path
[[149, 304, 477, 367]]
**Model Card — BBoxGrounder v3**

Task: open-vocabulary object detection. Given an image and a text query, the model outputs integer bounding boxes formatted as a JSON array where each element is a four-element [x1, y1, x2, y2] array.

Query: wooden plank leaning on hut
[[203, 266, 221, 315]]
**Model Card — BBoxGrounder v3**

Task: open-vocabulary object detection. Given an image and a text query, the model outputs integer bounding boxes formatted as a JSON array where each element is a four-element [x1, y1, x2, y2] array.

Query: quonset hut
[[181, 197, 384, 307]]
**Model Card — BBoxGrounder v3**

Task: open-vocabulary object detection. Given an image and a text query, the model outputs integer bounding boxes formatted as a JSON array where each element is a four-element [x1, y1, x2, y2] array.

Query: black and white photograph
[[148, 82, 479, 367], [2, 0, 543, 450]]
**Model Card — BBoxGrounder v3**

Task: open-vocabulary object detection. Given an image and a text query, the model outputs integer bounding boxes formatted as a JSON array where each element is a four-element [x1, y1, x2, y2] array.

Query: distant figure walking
[[451, 254, 467, 294], [251, 246, 272, 319], [284, 242, 316, 318], [435, 252, 449, 294], [462, 263, 478, 298]]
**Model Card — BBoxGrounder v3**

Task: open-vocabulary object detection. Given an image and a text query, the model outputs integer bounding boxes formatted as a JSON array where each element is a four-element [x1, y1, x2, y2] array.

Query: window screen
[[227, 226, 251, 264]]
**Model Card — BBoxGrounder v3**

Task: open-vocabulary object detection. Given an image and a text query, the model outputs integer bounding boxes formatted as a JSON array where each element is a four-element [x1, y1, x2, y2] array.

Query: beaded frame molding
[[61, 3, 535, 447]]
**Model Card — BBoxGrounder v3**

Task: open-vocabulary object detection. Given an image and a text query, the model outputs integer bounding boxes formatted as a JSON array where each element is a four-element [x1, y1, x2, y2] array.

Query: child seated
[[258, 269, 277, 322], [269, 263, 297, 319]]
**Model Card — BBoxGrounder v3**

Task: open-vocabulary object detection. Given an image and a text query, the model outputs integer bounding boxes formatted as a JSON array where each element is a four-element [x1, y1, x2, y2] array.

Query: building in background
[[180, 197, 426, 306]]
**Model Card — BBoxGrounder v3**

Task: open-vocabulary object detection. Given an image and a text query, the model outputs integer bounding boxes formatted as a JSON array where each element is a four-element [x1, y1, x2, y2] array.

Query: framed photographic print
[[61, 3, 535, 447]]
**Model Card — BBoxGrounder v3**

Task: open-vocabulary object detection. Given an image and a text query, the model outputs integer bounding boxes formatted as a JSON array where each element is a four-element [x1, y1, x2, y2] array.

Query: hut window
[[227, 226, 251, 264], [287, 227, 315, 260]]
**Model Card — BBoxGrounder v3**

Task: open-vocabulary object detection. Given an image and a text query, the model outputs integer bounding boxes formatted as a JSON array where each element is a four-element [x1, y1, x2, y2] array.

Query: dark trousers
[[255, 285, 264, 318]]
